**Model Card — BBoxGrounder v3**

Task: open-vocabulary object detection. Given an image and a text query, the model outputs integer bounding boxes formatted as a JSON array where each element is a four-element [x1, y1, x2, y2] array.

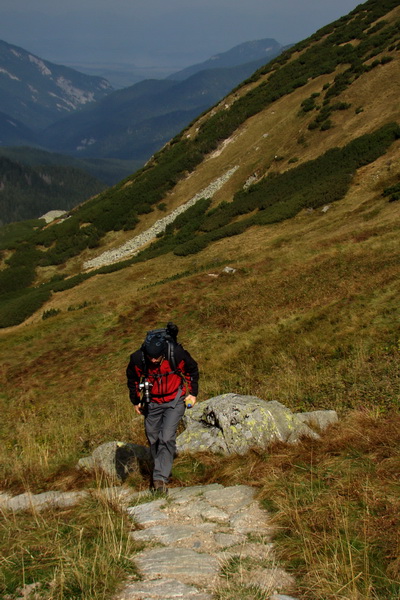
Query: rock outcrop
[[74, 398, 338, 479], [176, 394, 337, 455]]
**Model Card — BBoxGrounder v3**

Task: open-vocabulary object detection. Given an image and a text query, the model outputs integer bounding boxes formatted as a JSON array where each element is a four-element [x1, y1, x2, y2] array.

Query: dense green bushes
[[383, 182, 400, 202], [0, 265, 36, 296], [0, 219, 45, 251], [0, 244, 42, 296]]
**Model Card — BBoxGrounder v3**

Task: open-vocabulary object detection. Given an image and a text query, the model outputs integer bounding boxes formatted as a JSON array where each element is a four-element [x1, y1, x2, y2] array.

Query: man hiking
[[126, 323, 199, 493]]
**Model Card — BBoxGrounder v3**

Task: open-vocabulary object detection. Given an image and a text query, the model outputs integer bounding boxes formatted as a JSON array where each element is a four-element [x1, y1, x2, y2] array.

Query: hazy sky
[[1, 0, 362, 70]]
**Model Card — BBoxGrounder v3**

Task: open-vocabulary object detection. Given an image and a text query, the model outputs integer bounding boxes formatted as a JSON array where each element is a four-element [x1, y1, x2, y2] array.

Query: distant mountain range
[[39, 57, 285, 160], [0, 37, 284, 163], [168, 38, 284, 81], [0, 40, 113, 133]]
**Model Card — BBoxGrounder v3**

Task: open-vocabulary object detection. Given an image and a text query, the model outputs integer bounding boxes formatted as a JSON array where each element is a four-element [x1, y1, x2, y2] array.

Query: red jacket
[[126, 344, 199, 405]]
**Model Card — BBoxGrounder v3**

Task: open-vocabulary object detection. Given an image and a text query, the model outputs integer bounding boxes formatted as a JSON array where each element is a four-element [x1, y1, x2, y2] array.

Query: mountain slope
[[0, 39, 113, 132], [39, 58, 285, 160], [0, 110, 38, 146], [0, 0, 398, 325], [167, 38, 283, 80], [0, 146, 137, 186]]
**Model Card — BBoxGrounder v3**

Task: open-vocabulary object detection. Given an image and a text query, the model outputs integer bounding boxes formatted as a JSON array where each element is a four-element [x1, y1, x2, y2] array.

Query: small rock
[[77, 441, 152, 481], [213, 533, 245, 548], [295, 410, 338, 431]]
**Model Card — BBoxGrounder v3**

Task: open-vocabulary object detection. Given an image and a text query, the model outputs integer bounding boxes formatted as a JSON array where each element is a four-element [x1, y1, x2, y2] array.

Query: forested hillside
[[0, 156, 106, 225]]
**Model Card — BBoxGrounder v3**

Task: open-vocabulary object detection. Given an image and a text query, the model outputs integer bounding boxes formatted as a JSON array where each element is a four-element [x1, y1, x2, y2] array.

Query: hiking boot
[[153, 480, 168, 494]]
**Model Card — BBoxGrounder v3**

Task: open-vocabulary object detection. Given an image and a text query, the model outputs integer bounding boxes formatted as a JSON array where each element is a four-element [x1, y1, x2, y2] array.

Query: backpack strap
[[166, 340, 177, 371]]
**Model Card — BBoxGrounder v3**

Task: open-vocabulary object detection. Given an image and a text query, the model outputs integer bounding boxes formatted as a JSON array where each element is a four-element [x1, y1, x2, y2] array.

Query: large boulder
[[77, 441, 152, 481], [176, 394, 331, 455]]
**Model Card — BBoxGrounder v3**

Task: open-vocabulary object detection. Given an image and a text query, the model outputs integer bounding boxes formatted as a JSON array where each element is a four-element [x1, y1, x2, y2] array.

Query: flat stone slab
[[115, 578, 212, 600], [202, 484, 255, 513], [168, 484, 223, 505], [3, 490, 88, 512], [134, 547, 219, 586], [127, 499, 168, 526], [230, 502, 273, 534], [0, 486, 142, 513], [131, 523, 198, 544]]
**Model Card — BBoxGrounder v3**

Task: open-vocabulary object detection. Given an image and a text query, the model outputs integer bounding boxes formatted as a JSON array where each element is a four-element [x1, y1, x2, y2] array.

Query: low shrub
[[42, 308, 61, 320]]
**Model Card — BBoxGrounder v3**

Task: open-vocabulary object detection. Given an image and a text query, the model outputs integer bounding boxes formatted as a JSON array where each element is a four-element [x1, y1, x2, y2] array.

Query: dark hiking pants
[[144, 397, 186, 483]]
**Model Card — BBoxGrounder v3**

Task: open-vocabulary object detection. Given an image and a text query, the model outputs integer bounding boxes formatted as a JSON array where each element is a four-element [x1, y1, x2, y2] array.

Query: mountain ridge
[[167, 38, 284, 81], [39, 58, 285, 160], [0, 39, 113, 131], [0, 37, 285, 178]]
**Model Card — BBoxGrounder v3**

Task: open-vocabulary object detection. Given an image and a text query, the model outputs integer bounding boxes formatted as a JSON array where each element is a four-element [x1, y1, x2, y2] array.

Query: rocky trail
[[1, 483, 299, 600], [1, 395, 338, 599], [120, 483, 298, 600]]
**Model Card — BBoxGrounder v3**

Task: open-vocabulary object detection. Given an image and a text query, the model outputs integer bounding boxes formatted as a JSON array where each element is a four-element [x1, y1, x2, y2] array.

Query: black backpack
[[141, 322, 179, 371]]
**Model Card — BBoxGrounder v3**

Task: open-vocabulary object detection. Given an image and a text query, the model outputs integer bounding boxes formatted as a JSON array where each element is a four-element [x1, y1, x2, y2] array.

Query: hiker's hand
[[134, 404, 143, 415], [185, 395, 197, 407]]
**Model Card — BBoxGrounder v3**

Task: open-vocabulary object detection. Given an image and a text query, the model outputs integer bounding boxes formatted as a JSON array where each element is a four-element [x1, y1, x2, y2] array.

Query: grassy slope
[[0, 148, 399, 598]]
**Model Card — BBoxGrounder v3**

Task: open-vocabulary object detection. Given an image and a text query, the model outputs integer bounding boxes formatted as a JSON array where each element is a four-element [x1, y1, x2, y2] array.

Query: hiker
[[126, 323, 199, 493]]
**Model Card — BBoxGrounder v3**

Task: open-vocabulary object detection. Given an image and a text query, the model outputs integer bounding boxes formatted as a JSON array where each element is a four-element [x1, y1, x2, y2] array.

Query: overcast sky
[[1, 0, 362, 70]]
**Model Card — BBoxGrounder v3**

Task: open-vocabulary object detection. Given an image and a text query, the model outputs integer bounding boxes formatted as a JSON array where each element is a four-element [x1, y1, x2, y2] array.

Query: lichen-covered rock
[[177, 394, 319, 455]]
